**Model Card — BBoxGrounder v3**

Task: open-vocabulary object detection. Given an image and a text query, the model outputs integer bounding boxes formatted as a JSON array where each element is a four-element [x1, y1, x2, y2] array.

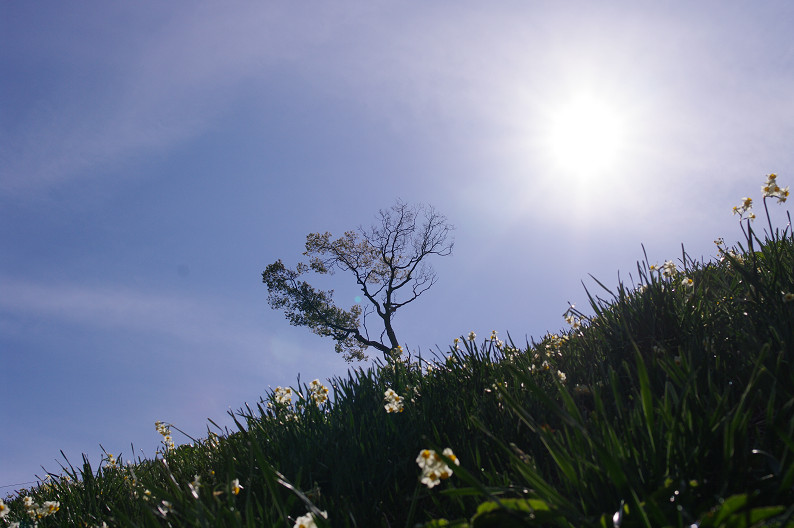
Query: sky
[[2, 1, 794, 494]]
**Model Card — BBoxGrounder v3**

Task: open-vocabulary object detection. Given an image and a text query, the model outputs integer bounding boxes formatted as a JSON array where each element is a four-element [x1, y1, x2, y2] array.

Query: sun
[[545, 94, 626, 175]]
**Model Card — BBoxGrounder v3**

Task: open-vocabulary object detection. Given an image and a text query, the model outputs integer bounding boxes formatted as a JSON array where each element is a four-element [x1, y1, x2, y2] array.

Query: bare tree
[[262, 200, 454, 361]]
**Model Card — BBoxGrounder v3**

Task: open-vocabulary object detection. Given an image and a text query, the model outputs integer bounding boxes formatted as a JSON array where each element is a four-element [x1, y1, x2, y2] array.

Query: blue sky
[[2, 2, 794, 493]]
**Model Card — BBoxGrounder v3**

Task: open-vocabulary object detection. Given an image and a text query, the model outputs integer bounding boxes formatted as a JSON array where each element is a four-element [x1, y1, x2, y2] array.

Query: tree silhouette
[[262, 200, 454, 361]]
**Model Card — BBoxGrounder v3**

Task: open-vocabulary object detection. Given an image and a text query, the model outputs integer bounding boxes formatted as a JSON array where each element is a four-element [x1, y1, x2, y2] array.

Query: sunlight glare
[[546, 94, 626, 175]]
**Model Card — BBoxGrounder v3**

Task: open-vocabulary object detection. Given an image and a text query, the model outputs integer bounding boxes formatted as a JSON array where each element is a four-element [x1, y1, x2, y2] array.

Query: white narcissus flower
[[385, 401, 402, 413], [662, 260, 677, 278], [421, 470, 443, 488], [763, 174, 790, 203], [416, 449, 434, 469], [383, 388, 404, 413], [733, 197, 754, 219], [274, 386, 293, 405], [441, 448, 459, 466], [231, 478, 243, 495], [36, 501, 60, 518], [416, 448, 460, 488], [309, 379, 330, 404]]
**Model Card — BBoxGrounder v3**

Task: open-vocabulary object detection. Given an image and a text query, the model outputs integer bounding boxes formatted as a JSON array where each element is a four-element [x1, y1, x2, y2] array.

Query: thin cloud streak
[[1, 5, 323, 196], [0, 276, 267, 354], [0, 274, 347, 383], [1, 4, 400, 197]]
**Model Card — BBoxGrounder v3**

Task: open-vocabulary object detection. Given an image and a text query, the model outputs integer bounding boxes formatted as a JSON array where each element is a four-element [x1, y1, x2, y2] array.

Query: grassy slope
[[5, 203, 794, 528]]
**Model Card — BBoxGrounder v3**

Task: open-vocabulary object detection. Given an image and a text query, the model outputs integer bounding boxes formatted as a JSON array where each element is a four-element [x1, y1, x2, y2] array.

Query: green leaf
[[474, 498, 552, 515], [704, 494, 749, 527]]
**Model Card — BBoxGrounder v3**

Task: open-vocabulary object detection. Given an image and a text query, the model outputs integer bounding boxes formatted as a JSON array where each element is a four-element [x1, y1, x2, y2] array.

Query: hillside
[[3, 179, 794, 527]]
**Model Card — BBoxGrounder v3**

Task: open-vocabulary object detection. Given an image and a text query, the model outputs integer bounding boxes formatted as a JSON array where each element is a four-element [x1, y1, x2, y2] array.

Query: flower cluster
[[104, 452, 118, 469], [502, 345, 521, 362], [20, 496, 60, 524], [155, 421, 175, 451], [648, 260, 682, 280], [274, 386, 293, 405], [467, 331, 476, 341], [662, 260, 677, 278], [416, 448, 460, 488], [527, 356, 567, 383], [383, 388, 404, 413], [563, 305, 584, 330], [564, 314, 581, 329], [762, 173, 789, 203], [293, 510, 328, 528], [717, 244, 744, 264], [309, 379, 329, 405], [544, 333, 568, 356], [489, 330, 504, 349], [732, 196, 755, 220]]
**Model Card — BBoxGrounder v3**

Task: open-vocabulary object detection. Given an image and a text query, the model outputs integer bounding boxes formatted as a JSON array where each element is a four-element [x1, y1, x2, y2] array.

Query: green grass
[[4, 182, 794, 527]]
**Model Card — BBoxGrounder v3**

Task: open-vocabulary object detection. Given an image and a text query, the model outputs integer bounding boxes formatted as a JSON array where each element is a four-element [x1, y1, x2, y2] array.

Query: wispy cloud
[[0, 273, 352, 382], [0, 275, 264, 352], [1, 4, 341, 196]]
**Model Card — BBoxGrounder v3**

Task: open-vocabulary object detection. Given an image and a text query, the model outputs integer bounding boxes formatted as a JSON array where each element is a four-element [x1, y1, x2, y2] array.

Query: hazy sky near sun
[[2, 2, 794, 492]]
